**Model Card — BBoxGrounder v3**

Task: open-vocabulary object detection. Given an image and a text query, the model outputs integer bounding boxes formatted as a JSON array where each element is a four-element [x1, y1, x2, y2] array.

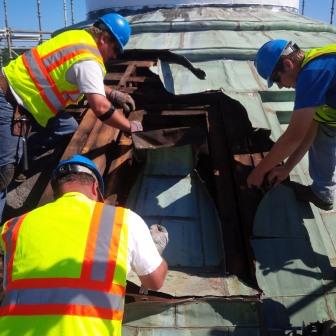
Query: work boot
[[286, 181, 333, 211]]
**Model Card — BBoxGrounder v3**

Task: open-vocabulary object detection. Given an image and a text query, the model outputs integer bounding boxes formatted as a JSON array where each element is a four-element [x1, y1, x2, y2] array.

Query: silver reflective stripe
[[3, 287, 123, 311], [91, 206, 116, 281], [42, 44, 101, 69], [3, 216, 21, 289], [24, 50, 64, 111]]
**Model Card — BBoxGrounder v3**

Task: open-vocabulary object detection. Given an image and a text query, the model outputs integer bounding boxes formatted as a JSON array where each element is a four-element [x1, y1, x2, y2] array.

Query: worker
[[0, 154, 168, 335], [247, 40, 336, 211], [0, 12, 142, 223]]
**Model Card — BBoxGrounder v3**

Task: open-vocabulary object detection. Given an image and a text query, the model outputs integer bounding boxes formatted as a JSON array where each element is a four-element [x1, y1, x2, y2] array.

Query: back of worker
[[0, 155, 167, 335]]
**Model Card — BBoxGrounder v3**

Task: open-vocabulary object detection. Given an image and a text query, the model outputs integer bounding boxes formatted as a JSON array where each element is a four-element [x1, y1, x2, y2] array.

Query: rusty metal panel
[[128, 269, 259, 297]]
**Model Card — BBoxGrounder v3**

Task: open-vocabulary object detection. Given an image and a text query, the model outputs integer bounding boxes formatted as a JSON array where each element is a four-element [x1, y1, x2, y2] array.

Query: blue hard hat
[[52, 154, 104, 194], [97, 13, 131, 52], [254, 39, 289, 87]]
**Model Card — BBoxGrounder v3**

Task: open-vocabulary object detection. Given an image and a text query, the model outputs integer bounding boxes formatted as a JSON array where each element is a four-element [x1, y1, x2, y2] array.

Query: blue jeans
[[0, 90, 22, 223], [309, 123, 336, 204], [28, 111, 78, 155], [0, 89, 78, 223]]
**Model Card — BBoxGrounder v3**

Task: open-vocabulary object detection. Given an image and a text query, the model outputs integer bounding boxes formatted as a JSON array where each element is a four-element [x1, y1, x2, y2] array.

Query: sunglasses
[[271, 60, 284, 84]]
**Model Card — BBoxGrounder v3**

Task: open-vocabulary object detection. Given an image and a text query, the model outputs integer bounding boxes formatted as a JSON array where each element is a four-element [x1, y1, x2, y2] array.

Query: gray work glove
[[149, 224, 169, 255], [108, 90, 135, 113], [139, 224, 168, 295], [129, 120, 143, 133]]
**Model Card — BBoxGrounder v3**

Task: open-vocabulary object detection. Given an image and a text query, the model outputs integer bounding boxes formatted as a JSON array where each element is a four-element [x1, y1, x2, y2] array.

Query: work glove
[[129, 120, 143, 133], [108, 90, 135, 113], [139, 224, 169, 295], [149, 224, 169, 255]]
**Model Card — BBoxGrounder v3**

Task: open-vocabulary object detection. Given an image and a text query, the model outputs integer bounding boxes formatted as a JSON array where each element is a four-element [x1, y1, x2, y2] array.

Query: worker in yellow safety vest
[[247, 40, 336, 211], [0, 154, 168, 335], [0, 12, 142, 223]]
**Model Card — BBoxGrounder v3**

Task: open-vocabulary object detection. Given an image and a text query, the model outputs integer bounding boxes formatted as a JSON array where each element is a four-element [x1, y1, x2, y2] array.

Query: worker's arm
[[268, 120, 318, 185], [247, 107, 316, 188], [138, 259, 168, 290], [128, 212, 168, 292], [86, 93, 131, 132], [69, 61, 134, 129]]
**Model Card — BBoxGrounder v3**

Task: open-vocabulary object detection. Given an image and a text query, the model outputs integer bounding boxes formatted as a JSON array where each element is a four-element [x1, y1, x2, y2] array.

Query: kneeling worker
[[0, 155, 168, 336]]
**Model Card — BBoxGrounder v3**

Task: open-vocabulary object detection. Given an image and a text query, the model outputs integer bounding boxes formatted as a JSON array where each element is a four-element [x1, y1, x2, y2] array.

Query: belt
[[0, 74, 17, 107]]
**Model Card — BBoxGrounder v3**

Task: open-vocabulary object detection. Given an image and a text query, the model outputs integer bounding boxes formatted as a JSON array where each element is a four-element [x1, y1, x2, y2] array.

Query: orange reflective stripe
[[0, 304, 123, 320], [42, 43, 102, 70], [44, 48, 100, 72], [106, 207, 124, 283], [1, 287, 124, 320], [23, 48, 65, 114], [2, 215, 27, 286], [64, 89, 81, 95], [3, 202, 127, 322], [81, 202, 104, 279], [6, 278, 126, 295], [30, 47, 67, 107]]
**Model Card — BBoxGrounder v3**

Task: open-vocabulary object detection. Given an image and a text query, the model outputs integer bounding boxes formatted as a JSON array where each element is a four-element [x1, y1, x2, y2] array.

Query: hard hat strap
[[53, 164, 99, 185]]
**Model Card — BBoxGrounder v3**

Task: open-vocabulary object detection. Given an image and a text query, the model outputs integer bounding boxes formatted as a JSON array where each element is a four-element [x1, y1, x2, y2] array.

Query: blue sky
[[2, 0, 86, 32], [1, 1, 335, 32]]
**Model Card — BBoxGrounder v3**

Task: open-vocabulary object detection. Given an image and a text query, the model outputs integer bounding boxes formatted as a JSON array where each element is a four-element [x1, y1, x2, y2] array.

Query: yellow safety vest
[[3, 30, 106, 127], [301, 45, 336, 126], [0, 192, 128, 336]]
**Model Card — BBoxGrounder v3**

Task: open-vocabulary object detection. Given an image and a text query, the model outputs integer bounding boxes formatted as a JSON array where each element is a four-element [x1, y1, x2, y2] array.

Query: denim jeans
[[309, 123, 336, 204], [28, 112, 78, 155], [0, 89, 78, 223], [0, 90, 22, 223]]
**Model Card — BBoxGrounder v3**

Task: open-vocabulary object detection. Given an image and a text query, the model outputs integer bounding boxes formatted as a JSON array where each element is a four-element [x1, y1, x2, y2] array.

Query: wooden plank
[[61, 109, 97, 157], [85, 122, 119, 178], [38, 109, 97, 206], [105, 74, 149, 82], [118, 63, 136, 88], [109, 60, 155, 67], [38, 59, 148, 206], [81, 119, 104, 156]]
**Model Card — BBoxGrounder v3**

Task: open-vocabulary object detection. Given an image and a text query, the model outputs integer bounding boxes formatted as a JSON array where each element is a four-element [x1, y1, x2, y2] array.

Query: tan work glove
[[108, 90, 135, 113]]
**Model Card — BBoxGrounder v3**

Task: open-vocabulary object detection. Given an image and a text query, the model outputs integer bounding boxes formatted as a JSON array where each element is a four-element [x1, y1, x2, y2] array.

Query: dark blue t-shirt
[[295, 54, 336, 110]]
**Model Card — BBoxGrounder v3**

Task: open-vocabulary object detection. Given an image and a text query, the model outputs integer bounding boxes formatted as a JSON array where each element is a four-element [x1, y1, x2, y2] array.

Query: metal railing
[[0, 0, 77, 66]]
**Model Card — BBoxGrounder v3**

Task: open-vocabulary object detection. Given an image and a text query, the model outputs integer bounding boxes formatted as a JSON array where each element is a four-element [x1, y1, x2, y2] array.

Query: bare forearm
[[283, 121, 318, 172], [139, 259, 168, 291], [86, 93, 131, 132], [247, 107, 316, 188], [103, 108, 131, 132]]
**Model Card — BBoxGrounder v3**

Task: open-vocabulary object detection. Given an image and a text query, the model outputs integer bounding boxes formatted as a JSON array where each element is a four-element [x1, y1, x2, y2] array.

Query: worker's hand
[[130, 120, 143, 133], [150, 224, 169, 255], [108, 90, 135, 113], [267, 166, 290, 187], [247, 167, 266, 189]]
